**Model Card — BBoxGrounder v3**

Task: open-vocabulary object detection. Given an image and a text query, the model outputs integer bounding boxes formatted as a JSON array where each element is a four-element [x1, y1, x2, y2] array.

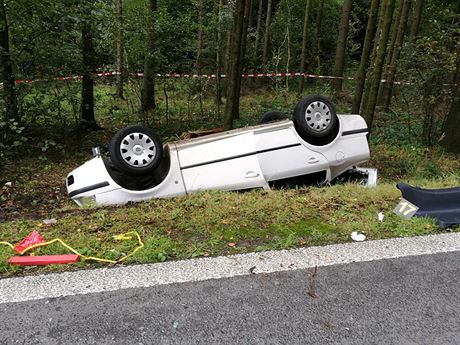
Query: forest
[[0, 0, 458, 147], [0, 0, 459, 273]]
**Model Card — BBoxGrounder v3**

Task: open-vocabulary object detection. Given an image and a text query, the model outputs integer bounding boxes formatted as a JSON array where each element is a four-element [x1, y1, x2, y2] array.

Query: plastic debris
[[378, 212, 385, 222], [4, 182, 12, 187], [350, 231, 366, 242], [9, 254, 80, 266], [43, 218, 57, 225], [14, 230, 45, 253], [1, 231, 145, 266]]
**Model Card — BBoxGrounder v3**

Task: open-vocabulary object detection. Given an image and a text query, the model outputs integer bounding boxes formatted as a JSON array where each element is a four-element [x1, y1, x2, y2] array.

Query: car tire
[[109, 125, 163, 176], [293, 95, 339, 145], [258, 111, 288, 124]]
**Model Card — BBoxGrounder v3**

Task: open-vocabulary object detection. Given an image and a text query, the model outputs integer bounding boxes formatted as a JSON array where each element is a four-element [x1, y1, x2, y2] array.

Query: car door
[[177, 131, 268, 193], [253, 124, 330, 182]]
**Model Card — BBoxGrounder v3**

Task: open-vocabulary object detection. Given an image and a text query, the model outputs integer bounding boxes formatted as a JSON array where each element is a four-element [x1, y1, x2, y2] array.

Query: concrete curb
[[1, 232, 459, 304]]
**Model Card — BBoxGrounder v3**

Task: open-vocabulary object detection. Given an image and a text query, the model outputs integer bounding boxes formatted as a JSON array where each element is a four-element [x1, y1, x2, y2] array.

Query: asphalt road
[[1, 251, 459, 345]]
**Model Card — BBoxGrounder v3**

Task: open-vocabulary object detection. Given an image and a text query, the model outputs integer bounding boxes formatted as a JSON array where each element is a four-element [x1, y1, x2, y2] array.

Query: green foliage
[[269, 0, 341, 74], [370, 142, 460, 181], [396, 2, 459, 145]]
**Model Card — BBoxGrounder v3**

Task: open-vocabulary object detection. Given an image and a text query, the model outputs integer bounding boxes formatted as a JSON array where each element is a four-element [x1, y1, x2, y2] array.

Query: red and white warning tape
[[0, 71, 454, 87]]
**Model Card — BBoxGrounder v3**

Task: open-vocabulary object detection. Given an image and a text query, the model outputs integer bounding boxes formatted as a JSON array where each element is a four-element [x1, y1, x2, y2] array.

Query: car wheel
[[293, 95, 339, 145], [258, 111, 288, 124], [109, 125, 163, 176]]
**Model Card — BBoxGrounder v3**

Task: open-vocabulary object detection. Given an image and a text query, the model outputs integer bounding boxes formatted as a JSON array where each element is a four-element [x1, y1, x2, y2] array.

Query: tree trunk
[[224, 14, 232, 76], [81, 1, 99, 129], [362, 0, 396, 131], [314, 0, 325, 72], [115, 0, 125, 99], [248, 0, 254, 30], [284, 0, 292, 90], [381, 0, 403, 86], [234, 0, 251, 119], [299, 0, 311, 94], [215, 0, 224, 115], [254, 0, 263, 60], [351, 0, 380, 114], [332, 0, 353, 96], [262, 0, 273, 68], [240, 0, 251, 64], [381, 0, 412, 110], [196, 0, 204, 117], [368, 0, 386, 70], [409, 0, 424, 40], [441, 37, 460, 153], [141, 0, 157, 116], [0, 0, 18, 122], [223, 0, 247, 130]]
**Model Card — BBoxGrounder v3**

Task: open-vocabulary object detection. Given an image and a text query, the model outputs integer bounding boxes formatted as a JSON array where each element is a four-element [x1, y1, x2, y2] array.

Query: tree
[[299, 0, 311, 94], [314, 0, 325, 72], [141, 0, 157, 116], [254, 0, 264, 59], [380, 0, 404, 93], [240, 0, 252, 65], [115, 0, 125, 99], [351, 0, 380, 114], [441, 23, 460, 153], [80, 0, 99, 129], [332, 0, 352, 96], [367, 0, 386, 70], [262, 0, 273, 68], [409, 0, 424, 40], [381, 0, 412, 110], [362, 0, 396, 130], [0, 0, 18, 122], [196, 0, 204, 117], [234, 0, 251, 119], [215, 0, 224, 115], [223, 0, 247, 130]]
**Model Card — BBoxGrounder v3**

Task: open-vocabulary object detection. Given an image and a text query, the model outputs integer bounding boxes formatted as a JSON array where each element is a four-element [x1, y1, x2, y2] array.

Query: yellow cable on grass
[[0, 242, 15, 250], [0, 231, 144, 264]]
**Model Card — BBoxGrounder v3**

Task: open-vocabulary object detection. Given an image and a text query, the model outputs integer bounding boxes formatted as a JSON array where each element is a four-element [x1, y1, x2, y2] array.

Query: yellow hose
[[0, 231, 144, 264]]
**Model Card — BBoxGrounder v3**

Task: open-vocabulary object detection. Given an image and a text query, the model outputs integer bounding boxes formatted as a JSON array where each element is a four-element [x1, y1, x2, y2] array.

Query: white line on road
[[1, 232, 459, 304]]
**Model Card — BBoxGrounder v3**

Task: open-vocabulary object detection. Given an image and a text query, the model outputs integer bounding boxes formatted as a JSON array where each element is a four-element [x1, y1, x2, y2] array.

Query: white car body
[[67, 115, 375, 206]]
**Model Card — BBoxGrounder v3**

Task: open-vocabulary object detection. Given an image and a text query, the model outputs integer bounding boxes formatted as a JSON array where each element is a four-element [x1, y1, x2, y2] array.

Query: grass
[[0, 81, 459, 277], [0, 180, 456, 277]]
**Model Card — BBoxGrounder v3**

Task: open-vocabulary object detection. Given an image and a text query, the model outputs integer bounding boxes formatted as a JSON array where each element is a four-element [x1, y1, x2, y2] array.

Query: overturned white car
[[67, 95, 376, 206]]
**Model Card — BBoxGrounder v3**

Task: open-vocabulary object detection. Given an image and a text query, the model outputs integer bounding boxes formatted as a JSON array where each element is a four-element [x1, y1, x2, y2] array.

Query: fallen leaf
[[227, 242, 236, 247]]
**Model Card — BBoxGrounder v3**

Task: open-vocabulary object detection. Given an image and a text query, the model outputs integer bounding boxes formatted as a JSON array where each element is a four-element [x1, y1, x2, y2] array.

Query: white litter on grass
[[43, 219, 57, 225], [350, 231, 366, 242], [4, 182, 12, 187], [378, 212, 385, 222]]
